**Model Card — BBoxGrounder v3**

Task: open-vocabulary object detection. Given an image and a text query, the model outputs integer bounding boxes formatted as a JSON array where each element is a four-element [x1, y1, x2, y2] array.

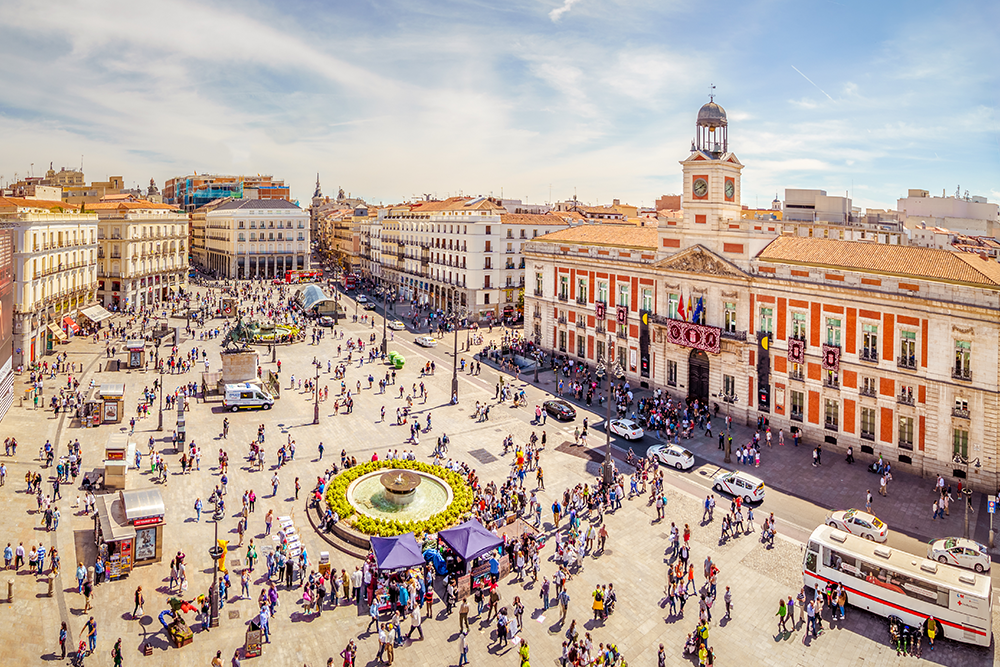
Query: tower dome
[[693, 96, 728, 157]]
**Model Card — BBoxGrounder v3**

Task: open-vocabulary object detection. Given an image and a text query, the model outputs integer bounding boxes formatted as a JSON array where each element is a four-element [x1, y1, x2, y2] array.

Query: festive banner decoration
[[666, 320, 721, 354], [821, 344, 841, 372], [788, 338, 805, 364], [595, 301, 606, 320], [616, 305, 628, 325]]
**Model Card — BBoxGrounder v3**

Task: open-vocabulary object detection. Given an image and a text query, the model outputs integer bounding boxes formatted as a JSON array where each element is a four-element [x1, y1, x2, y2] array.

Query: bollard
[[7, 579, 13, 602], [47, 575, 54, 597]]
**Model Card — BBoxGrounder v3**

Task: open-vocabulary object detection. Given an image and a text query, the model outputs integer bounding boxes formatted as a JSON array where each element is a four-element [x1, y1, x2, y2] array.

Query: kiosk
[[98, 384, 125, 424], [126, 340, 146, 369], [103, 434, 135, 490], [94, 488, 165, 579]]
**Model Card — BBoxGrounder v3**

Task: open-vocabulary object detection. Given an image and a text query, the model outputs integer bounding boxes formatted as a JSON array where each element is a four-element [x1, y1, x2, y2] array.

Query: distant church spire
[[313, 173, 322, 199]]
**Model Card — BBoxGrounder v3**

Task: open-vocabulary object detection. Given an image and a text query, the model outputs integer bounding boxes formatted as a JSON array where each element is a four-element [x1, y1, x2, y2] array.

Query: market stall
[[78, 304, 114, 328], [437, 520, 505, 597], [98, 383, 125, 424], [94, 488, 165, 578], [366, 533, 427, 612]]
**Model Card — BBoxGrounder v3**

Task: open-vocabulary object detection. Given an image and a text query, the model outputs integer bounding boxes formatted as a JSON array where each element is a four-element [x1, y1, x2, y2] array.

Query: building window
[[825, 317, 842, 346], [724, 302, 737, 332], [824, 399, 839, 430], [861, 375, 877, 396], [758, 307, 773, 336], [824, 369, 839, 388], [899, 330, 917, 367], [898, 416, 914, 450], [862, 324, 878, 360], [954, 340, 971, 379], [238, 233, 245, 242], [577, 278, 588, 304], [953, 428, 969, 458], [558, 330, 567, 352], [861, 407, 876, 440], [617, 346, 627, 369], [597, 281, 608, 304], [577, 334, 586, 357], [596, 339, 605, 363], [790, 390, 804, 421], [641, 288, 653, 312], [617, 284, 629, 308], [722, 374, 735, 400], [667, 360, 677, 387], [535, 273, 543, 296], [559, 276, 569, 300], [668, 293, 679, 320], [898, 384, 914, 405], [484, 293, 490, 304]]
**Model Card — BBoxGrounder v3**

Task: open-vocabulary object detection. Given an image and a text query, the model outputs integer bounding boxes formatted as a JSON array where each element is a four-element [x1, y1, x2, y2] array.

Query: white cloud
[[549, 0, 582, 22]]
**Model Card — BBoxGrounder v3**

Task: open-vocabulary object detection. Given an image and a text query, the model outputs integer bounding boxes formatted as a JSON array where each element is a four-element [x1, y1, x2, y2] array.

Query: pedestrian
[[879, 474, 887, 497], [112, 638, 123, 667], [59, 622, 68, 659], [724, 586, 732, 619], [866, 490, 873, 513], [459, 597, 470, 632], [133, 585, 144, 619], [776, 598, 788, 632], [458, 629, 469, 666]]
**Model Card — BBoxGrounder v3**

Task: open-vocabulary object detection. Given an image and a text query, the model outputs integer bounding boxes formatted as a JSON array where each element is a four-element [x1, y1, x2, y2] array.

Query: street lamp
[[451, 312, 460, 403], [381, 283, 388, 356], [597, 336, 625, 488], [953, 454, 981, 539], [208, 505, 225, 628], [313, 363, 320, 425], [157, 367, 165, 431]]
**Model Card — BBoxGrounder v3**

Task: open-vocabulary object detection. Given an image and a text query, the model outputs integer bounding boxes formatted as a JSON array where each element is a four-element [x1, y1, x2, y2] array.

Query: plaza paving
[[1, 288, 997, 666]]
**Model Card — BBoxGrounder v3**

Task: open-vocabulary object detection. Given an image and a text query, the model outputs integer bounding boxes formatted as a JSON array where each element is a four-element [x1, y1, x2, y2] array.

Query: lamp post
[[381, 284, 388, 356], [157, 367, 165, 431], [208, 506, 225, 628], [451, 312, 460, 403], [954, 454, 981, 539], [598, 336, 624, 488], [313, 363, 320, 425], [533, 351, 539, 384]]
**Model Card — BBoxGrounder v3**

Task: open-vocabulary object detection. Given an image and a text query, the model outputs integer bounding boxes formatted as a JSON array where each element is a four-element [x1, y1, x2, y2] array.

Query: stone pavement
[[0, 293, 995, 667]]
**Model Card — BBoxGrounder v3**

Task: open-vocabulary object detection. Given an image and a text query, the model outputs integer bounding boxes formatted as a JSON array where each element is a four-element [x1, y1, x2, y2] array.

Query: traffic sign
[[988, 496, 996, 515]]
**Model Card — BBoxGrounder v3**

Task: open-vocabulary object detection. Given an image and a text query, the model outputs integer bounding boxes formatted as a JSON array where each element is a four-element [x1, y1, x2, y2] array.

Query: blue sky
[[0, 0, 997, 211]]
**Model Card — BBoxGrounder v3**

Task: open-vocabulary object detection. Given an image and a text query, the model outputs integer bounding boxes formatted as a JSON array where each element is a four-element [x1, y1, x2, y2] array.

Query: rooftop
[[213, 199, 301, 211], [530, 223, 658, 250], [0, 196, 73, 211], [409, 196, 505, 213], [757, 236, 1000, 288], [499, 213, 573, 226], [87, 200, 176, 211]]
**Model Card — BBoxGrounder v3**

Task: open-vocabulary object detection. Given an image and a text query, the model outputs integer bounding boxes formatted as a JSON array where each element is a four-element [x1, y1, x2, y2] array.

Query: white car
[[712, 470, 766, 503], [609, 418, 644, 440], [826, 509, 888, 542], [387, 320, 406, 331], [356, 294, 368, 303], [927, 537, 991, 573], [415, 336, 437, 348], [647, 444, 694, 471]]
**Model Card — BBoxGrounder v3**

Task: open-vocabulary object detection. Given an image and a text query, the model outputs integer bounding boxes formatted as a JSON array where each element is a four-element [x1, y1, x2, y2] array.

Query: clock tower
[[659, 96, 754, 268]]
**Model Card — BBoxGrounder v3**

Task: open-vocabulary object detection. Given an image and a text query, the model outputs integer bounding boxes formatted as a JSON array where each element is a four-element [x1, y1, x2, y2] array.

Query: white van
[[223, 383, 274, 412]]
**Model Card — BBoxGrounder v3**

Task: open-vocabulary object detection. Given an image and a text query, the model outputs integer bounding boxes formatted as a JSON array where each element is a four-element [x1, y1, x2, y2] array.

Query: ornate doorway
[[688, 348, 709, 404]]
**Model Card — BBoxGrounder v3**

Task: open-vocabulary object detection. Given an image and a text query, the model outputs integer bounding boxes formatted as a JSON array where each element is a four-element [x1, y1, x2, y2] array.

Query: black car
[[543, 400, 576, 421]]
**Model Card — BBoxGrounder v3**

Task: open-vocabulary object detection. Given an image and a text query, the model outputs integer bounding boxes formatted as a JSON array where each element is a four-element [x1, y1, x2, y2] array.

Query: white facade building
[[205, 199, 309, 279]]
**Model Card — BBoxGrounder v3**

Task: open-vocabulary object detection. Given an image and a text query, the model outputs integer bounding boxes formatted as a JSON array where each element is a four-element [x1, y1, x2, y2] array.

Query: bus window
[[805, 550, 817, 573]]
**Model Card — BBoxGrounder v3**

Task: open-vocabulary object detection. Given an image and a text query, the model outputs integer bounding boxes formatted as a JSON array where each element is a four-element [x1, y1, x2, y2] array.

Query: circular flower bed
[[325, 460, 473, 536]]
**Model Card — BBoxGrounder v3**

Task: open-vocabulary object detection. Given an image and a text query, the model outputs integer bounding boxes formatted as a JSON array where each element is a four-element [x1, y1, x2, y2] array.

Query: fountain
[[346, 468, 452, 523], [380, 470, 422, 507]]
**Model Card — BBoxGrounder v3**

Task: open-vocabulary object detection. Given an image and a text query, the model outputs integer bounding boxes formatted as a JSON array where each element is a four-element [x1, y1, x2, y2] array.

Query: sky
[[0, 0, 997, 212]]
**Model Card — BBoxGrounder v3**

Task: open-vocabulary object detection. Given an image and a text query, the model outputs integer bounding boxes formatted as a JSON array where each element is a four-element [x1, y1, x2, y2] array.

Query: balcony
[[860, 431, 875, 442], [789, 369, 804, 382], [897, 439, 914, 451], [595, 324, 606, 335], [557, 293, 569, 302], [722, 394, 737, 404], [897, 355, 917, 370], [616, 330, 628, 340], [859, 386, 877, 398], [557, 315, 567, 325], [858, 348, 879, 363], [952, 367, 972, 381], [897, 394, 915, 406], [532, 311, 541, 319], [576, 296, 588, 305], [952, 408, 971, 419], [720, 330, 747, 341], [823, 377, 839, 389], [575, 319, 585, 330], [824, 421, 839, 432], [790, 411, 803, 423]]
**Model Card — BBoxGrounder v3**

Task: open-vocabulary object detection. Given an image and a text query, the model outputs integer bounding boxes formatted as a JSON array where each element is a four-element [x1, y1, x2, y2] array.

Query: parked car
[[543, 400, 576, 421], [927, 537, 991, 573], [317, 316, 335, 327], [363, 302, 376, 310], [387, 320, 406, 330], [826, 509, 888, 542], [356, 294, 368, 303], [647, 444, 694, 470], [608, 418, 644, 440], [712, 470, 766, 503], [415, 336, 437, 347]]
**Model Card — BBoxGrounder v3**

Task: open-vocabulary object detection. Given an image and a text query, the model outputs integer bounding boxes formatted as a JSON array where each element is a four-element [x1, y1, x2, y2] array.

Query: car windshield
[[943, 538, 957, 548]]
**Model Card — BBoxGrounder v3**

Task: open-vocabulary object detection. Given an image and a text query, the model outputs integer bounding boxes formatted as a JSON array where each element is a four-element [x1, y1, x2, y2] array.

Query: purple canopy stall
[[370, 533, 425, 571], [438, 519, 503, 562]]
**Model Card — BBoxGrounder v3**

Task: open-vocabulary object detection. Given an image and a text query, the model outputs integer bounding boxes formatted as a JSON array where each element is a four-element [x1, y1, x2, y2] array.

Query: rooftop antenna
[[709, 83, 716, 102], [549, 184, 552, 204]]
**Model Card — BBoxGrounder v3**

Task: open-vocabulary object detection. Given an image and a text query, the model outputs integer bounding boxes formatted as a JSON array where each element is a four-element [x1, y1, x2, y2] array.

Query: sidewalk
[[477, 351, 994, 551]]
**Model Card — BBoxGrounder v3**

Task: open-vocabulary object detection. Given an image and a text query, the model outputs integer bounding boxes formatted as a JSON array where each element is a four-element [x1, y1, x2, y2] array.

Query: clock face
[[693, 179, 708, 198], [725, 180, 735, 199]]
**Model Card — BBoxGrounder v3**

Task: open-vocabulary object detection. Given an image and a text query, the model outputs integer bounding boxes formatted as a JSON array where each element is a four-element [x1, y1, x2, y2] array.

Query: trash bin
[[244, 619, 262, 658]]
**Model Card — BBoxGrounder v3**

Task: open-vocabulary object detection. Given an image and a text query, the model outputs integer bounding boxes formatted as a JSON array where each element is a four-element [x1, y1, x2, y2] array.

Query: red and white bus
[[343, 274, 359, 291], [284, 270, 322, 284], [803, 525, 992, 646]]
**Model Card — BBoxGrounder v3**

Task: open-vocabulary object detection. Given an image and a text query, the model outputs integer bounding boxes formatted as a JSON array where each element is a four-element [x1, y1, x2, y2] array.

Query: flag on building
[[693, 297, 704, 323], [677, 296, 686, 321], [687, 296, 694, 322]]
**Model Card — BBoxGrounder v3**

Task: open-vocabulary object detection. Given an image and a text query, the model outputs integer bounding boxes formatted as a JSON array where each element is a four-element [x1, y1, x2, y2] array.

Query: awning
[[99, 383, 126, 398], [47, 322, 67, 341], [63, 316, 80, 334], [79, 304, 114, 323], [121, 488, 166, 522], [96, 493, 136, 543], [370, 533, 426, 571], [438, 519, 503, 562]]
